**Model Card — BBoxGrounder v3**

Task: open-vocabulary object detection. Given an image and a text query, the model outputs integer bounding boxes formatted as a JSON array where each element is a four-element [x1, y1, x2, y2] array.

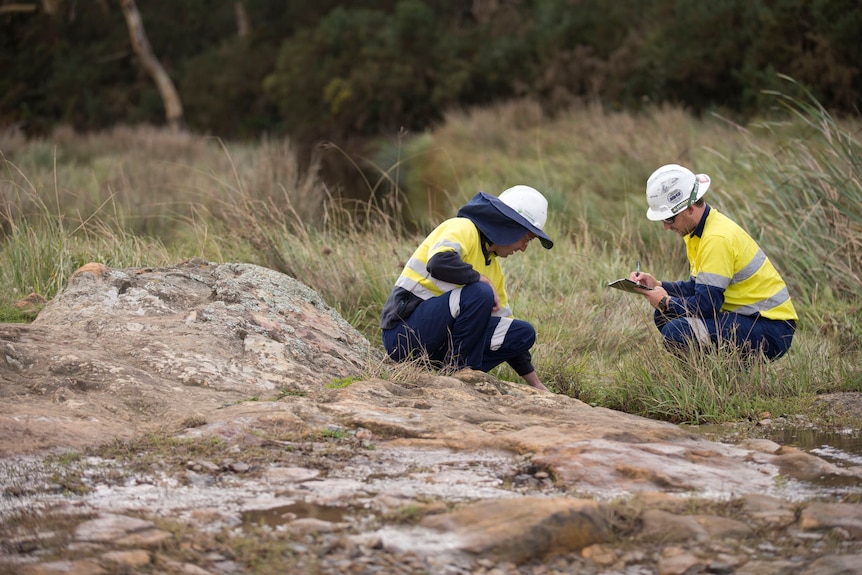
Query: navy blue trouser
[[382, 282, 536, 373], [654, 309, 796, 360]]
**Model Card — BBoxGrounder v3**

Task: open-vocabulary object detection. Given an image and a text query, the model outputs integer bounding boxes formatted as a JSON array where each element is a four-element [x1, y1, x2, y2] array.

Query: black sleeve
[[507, 352, 534, 377], [427, 251, 480, 285]]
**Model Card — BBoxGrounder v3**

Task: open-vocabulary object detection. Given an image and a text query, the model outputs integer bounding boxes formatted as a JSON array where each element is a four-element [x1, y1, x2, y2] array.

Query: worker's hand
[[627, 271, 667, 307], [479, 274, 501, 312], [628, 271, 660, 290], [644, 285, 669, 309], [523, 371, 550, 392]]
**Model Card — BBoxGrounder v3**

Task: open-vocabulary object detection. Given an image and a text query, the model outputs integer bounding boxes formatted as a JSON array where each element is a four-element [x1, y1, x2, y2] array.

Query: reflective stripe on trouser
[[382, 281, 536, 372], [653, 309, 795, 360]]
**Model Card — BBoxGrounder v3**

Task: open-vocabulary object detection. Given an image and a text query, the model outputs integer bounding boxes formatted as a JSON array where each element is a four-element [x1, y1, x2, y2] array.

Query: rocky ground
[[0, 261, 860, 574], [1, 402, 861, 575]]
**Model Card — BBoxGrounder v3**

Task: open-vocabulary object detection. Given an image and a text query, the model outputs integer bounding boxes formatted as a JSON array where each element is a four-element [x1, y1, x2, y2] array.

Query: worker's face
[[491, 232, 536, 257], [663, 207, 697, 236]]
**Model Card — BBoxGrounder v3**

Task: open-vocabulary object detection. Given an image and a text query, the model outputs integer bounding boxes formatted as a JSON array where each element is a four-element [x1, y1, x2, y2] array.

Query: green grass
[[1, 88, 860, 427], [326, 377, 358, 389]]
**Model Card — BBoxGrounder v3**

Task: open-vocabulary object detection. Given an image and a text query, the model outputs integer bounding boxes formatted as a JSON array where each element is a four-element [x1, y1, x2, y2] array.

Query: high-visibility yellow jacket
[[398, 217, 508, 310], [380, 216, 510, 330], [673, 206, 797, 321]]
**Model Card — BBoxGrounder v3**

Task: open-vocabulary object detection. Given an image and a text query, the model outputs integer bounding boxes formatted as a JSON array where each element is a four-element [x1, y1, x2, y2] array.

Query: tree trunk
[[234, 2, 251, 38], [0, 4, 38, 14], [119, 0, 184, 131], [41, 0, 59, 15]]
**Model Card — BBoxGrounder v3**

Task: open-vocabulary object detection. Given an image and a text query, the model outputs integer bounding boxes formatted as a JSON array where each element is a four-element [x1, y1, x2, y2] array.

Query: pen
[[636, 260, 640, 278]]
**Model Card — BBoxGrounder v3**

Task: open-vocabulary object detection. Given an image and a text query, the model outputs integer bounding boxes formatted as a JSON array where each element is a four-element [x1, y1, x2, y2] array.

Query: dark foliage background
[[2, 0, 860, 148]]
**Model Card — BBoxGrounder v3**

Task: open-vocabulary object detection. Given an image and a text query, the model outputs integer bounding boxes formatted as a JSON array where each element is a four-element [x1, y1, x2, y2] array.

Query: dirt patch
[[815, 392, 862, 421]]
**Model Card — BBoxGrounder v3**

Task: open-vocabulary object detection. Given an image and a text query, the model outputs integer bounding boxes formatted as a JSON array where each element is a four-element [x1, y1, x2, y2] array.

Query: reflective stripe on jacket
[[684, 208, 797, 321], [393, 217, 511, 316]]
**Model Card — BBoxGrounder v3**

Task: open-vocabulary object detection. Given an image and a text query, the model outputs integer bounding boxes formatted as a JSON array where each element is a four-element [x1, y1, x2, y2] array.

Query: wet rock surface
[[1, 261, 860, 574]]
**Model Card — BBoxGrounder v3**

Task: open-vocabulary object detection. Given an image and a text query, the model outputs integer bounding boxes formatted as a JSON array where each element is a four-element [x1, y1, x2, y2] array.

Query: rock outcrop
[[0, 259, 375, 454]]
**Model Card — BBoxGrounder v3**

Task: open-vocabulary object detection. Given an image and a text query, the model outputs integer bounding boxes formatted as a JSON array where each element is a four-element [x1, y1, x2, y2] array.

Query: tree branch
[[119, 0, 184, 131]]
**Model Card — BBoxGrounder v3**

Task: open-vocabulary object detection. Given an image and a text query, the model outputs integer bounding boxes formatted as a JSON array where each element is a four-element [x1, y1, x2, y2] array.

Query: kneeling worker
[[381, 185, 554, 391], [629, 164, 797, 360]]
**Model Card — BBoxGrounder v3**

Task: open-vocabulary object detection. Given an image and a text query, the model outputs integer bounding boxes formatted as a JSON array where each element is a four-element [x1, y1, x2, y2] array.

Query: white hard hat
[[492, 185, 553, 249], [498, 185, 548, 229], [645, 164, 711, 221]]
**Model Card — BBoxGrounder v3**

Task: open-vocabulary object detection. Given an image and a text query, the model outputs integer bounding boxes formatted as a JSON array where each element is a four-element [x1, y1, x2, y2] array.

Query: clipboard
[[607, 278, 653, 293]]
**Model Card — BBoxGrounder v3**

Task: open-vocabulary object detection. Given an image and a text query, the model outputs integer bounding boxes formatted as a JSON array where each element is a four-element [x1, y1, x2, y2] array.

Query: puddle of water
[[683, 424, 862, 468], [685, 424, 862, 499], [241, 501, 349, 527], [766, 427, 862, 497], [767, 427, 862, 468]]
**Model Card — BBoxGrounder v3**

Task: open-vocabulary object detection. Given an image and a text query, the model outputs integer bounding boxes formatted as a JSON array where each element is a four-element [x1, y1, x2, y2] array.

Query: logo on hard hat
[[667, 189, 683, 204], [517, 208, 536, 223]]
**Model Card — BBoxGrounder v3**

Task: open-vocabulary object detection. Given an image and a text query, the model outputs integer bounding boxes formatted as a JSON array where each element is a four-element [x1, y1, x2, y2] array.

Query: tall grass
[[0, 160, 176, 309], [743, 78, 862, 300], [1, 92, 859, 425]]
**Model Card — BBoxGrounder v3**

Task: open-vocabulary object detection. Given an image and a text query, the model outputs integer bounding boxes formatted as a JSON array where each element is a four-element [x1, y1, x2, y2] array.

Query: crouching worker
[[630, 164, 797, 361], [380, 186, 554, 391]]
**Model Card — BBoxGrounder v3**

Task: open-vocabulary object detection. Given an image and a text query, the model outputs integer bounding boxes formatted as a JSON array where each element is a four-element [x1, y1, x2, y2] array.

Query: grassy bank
[[1, 93, 860, 426]]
